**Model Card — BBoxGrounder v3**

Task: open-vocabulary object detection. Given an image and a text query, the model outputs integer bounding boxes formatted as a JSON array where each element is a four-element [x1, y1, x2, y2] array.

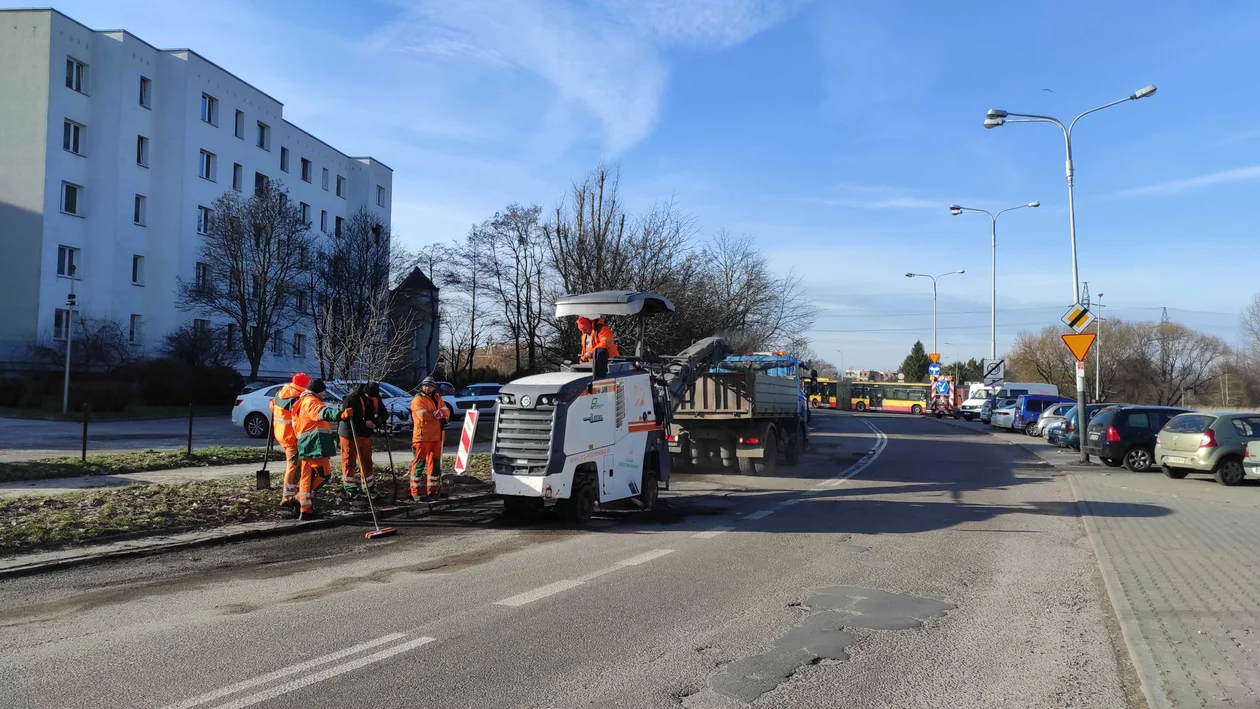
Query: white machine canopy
[[554, 291, 675, 318]]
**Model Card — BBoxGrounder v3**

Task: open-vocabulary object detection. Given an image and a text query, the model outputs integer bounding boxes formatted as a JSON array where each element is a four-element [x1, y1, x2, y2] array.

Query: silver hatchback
[[1155, 412, 1260, 486]]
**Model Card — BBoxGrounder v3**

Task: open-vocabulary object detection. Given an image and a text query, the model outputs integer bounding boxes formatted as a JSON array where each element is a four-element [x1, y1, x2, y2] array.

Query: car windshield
[[971, 390, 992, 400], [377, 382, 408, 398]]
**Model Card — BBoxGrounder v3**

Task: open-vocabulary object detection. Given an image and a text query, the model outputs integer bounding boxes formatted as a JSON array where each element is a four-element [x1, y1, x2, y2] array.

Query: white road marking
[[210, 636, 436, 709], [575, 566, 621, 582], [495, 579, 584, 607], [161, 633, 407, 709], [745, 509, 776, 520], [819, 419, 888, 488], [615, 549, 675, 566], [693, 526, 734, 538], [775, 499, 800, 507]]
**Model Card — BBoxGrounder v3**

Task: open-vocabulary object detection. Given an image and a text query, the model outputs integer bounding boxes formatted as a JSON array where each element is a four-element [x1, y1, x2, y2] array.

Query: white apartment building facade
[[0, 9, 392, 378]]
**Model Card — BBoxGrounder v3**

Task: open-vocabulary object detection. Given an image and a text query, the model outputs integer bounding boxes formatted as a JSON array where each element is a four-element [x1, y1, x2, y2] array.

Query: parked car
[[447, 382, 503, 418], [239, 381, 276, 396], [1155, 412, 1260, 486], [1011, 394, 1074, 434], [1030, 402, 1073, 437], [1083, 405, 1189, 472], [326, 380, 416, 435], [990, 401, 1018, 430], [982, 397, 1016, 425], [232, 383, 285, 439], [1061, 404, 1122, 450], [1243, 440, 1260, 481], [1044, 418, 1067, 446]]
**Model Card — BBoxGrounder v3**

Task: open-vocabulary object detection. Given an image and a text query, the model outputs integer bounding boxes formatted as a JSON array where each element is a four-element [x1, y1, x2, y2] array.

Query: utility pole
[[61, 266, 78, 414], [1161, 307, 1171, 404]]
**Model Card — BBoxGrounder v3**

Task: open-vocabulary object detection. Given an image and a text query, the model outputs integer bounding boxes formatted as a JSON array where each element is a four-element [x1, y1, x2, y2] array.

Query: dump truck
[[667, 352, 808, 476]]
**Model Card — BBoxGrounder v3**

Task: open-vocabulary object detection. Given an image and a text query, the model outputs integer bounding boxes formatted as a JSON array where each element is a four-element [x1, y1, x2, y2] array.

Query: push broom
[[350, 422, 396, 539]]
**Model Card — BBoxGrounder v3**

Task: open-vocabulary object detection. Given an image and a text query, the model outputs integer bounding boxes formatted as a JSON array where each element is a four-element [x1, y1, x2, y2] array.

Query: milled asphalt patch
[[708, 585, 955, 703]]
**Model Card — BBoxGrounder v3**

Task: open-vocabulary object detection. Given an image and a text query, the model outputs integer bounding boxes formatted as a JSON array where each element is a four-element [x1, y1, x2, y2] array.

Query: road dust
[[702, 585, 955, 704]]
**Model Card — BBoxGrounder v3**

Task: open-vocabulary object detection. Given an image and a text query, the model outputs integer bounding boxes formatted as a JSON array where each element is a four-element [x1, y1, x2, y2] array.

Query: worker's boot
[[278, 498, 299, 519], [297, 508, 321, 521]]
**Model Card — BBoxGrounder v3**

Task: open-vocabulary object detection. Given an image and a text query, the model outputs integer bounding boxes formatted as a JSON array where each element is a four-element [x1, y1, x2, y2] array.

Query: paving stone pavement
[[1072, 473, 1260, 708]]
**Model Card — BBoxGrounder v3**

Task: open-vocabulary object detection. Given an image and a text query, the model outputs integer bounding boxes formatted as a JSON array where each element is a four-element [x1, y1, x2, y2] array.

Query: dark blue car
[[1011, 394, 1074, 434]]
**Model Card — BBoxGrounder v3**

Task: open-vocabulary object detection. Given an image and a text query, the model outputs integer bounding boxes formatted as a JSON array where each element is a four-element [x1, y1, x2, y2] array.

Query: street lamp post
[[62, 265, 77, 414], [834, 349, 845, 380], [948, 202, 1039, 360], [905, 270, 965, 355], [1095, 293, 1105, 401], [985, 84, 1156, 463]]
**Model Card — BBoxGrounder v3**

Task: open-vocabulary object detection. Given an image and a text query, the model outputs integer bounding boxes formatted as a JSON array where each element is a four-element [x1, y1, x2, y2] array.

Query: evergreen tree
[[900, 340, 932, 382]]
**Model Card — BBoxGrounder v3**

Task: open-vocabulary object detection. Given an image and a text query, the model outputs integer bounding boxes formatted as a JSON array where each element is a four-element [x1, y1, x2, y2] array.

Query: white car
[[448, 382, 503, 418], [990, 403, 1018, 430], [232, 383, 285, 439]]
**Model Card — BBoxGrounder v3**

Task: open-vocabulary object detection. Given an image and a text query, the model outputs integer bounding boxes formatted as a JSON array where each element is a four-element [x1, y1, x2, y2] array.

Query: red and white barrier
[[453, 406, 479, 475]]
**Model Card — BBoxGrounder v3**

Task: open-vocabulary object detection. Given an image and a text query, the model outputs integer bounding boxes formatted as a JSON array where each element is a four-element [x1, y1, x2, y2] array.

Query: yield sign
[[1061, 333, 1097, 362], [928, 352, 941, 364]]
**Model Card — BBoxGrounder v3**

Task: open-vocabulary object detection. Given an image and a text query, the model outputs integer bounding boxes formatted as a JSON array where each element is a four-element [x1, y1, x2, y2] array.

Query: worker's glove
[[435, 407, 449, 420], [339, 409, 353, 420]]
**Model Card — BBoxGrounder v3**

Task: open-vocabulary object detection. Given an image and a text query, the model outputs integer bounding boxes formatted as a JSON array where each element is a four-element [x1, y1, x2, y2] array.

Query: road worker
[[577, 316, 618, 362], [272, 372, 309, 517], [410, 376, 448, 499], [339, 382, 386, 504], [291, 378, 350, 520]]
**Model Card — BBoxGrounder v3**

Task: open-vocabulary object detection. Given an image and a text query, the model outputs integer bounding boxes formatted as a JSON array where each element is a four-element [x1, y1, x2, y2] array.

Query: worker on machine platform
[[577, 315, 619, 362]]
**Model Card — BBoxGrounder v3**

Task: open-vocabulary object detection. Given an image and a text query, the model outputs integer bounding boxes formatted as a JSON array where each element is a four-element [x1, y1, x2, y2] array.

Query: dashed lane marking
[[495, 579, 585, 607], [615, 549, 675, 566]]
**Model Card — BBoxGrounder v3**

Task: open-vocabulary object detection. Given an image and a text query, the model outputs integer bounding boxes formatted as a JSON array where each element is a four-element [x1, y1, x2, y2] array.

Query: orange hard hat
[[292, 372, 310, 389], [576, 316, 593, 330]]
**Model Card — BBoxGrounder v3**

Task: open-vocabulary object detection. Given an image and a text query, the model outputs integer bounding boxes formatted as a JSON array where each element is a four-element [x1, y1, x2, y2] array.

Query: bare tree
[[476, 204, 549, 374], [1242, 293, 1260, 355], [29, 314, 137, 375], [316, 292, 416, 382], [177, 183, 314, 380], [438, 231, 492, 382], [1140, 321, 1229, 406], [160, 322, 234, 369]]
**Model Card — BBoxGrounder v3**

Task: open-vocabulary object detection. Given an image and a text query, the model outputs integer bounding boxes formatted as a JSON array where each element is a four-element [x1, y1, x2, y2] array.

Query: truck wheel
[[637, 469, 658, 511], [753, 431, 778, 476], [558, 481, 597, 524]]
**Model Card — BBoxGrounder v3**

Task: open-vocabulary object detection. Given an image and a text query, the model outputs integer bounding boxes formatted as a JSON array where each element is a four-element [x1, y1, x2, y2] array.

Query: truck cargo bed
[[674, 371, 798, 419]]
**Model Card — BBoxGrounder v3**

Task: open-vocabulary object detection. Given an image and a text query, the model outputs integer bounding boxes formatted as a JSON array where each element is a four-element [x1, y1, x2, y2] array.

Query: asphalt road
[[0, 411, 1147, 708]]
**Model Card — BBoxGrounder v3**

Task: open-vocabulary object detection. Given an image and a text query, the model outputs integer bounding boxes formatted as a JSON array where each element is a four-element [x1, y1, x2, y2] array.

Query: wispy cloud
[[369, 0, 806, 153], [1106, 164, 1260, 198], [788, 183, 947, 210]]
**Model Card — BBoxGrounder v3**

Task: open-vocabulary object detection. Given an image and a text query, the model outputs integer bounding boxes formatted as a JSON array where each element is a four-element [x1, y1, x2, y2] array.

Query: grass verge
[[0, 453, 491, 554], [0, 446, 282, 484]]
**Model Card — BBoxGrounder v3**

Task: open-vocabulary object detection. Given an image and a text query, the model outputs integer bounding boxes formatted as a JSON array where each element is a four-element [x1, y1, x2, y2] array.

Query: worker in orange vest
[[410, 377, 448, 499], [340, 382, 386, 504], [577, 316, 618, 362], [272, 372, 308, 516], [291, 379, 350, 519]]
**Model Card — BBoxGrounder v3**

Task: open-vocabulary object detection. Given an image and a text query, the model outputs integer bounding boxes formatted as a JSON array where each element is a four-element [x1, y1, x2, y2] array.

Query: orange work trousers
[[297, 458, 332, 513], [410, 441, 442, 498], [339, 435, 375, 495], [280, 445, 300, 503]]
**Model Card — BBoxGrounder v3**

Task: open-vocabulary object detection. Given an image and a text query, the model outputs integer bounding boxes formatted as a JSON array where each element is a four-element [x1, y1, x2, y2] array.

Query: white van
[[959, 382, 1060, 421]]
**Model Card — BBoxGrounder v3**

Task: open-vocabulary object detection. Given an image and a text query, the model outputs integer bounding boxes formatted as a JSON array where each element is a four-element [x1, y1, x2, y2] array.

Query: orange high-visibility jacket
[[411, 393, 445, 443], [581, 321, 618, 361], [293, 391, 344, 459], [270, 383, 305, 447]]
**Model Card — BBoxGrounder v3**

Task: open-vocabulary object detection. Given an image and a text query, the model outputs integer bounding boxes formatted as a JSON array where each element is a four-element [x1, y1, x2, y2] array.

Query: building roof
[[395, 267, 438, 293]]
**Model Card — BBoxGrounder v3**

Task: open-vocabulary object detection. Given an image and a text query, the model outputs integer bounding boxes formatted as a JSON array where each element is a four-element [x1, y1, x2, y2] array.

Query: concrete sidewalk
[[0, 440, 491, 497]]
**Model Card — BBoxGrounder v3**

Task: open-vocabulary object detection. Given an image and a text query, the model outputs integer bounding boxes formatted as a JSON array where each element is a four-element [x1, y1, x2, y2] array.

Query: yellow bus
[[803, 377, 835, 407], [850, 381, 930, 414]]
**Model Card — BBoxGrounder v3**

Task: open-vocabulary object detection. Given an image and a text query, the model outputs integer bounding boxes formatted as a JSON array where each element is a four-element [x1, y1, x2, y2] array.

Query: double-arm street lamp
[[905, 270, 965, 355], [948, 202, 1039, 360]]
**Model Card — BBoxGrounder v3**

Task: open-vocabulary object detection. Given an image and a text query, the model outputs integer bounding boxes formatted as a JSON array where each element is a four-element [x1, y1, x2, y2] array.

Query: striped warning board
[[1060, 304, 1095, 333], [453, 406, 480, 475]]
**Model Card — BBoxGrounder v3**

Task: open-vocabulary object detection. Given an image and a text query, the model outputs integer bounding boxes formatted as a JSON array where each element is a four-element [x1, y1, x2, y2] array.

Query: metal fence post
[[186, 403, 194, 458], [81, 403, 89, 462]]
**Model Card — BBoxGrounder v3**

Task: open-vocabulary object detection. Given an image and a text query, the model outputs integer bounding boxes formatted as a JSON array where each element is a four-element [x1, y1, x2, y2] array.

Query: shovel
[[256, 429, 274, 490]]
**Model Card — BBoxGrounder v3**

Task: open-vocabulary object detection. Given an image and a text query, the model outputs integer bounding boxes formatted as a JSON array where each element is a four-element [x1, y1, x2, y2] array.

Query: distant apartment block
[[0, 9, 392, 377]]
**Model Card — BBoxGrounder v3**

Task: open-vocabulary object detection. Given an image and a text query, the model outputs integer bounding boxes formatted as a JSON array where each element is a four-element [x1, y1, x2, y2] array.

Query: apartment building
[[0, 9, 392, 378]]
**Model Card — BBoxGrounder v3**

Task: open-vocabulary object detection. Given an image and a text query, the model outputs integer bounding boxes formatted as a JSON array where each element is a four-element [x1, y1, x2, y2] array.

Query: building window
[[301, 158, 312, 183], [195, 261, 210, 290], [292, 333, 306, 357], [65, 57, 87, 93], [335, 216, 344, 237], [136, 135, 149, 166], [199, 149, 216, 181], [226, 323, 236, 350], [376, 185, 386, 207], [254, 172, 268, 194], [234, 110, 245, 139], [54, 309, 71, 341], [57, 245, 79, 278], [256, 121, 270, 150], [280, 147, 289, 172], [133, 194, 147, 226], [321, 168, 329, 190], [63, 120, 84, 155], [271, 330, 284, 356], [320, 210, 328, 232], [232, 163, 243, 191], [335, 176, 345, 198], [61, 182, 83, 216], [295, 290, 307, 314], [139, 76, 152, 108], [129, 314, 142, 344], [132, 254, 145, 285], [200, 93, 218, 125], [197, 206, 211, 235], [299, 202, 310, 224]]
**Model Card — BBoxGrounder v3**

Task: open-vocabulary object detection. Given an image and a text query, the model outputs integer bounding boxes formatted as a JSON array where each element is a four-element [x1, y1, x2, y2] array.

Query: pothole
[[708, 586, 955, 703]]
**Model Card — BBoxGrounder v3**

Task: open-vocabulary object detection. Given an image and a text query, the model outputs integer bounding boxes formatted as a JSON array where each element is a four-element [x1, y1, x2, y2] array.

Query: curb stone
[[0, 491, 497, 580]]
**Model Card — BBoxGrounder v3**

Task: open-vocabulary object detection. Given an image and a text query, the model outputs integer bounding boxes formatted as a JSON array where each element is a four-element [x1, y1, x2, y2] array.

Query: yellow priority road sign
[[1061, 304, 1095, 333]]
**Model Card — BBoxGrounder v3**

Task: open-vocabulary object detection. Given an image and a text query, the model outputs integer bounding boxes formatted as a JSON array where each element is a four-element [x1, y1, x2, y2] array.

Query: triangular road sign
[[928, 352, 940, 364], [1061, 333, 1097, 362]]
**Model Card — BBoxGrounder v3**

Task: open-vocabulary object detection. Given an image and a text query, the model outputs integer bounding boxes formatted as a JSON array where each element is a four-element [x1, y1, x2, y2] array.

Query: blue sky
[[33, 0, 1260, 370]]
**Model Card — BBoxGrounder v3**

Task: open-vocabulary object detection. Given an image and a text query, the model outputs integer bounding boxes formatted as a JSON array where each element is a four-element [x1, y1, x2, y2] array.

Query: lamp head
[[957, 269, 966, 274], [984, 117, 1005, 129], [1028, 201, 1040, 208], [1131, 85, 1157, 100], [986, 109, 1008, 119], [904, 273, 915, 278]]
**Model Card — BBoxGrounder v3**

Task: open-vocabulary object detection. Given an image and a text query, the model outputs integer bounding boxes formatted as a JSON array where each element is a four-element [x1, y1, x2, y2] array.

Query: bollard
[[186, 403, 194, 458], [81, 403, 89, 462]]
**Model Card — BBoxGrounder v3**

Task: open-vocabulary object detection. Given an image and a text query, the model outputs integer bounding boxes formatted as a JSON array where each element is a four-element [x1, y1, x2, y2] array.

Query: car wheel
[[911, 404, 923, 415], [1100, 457, 1123, 468], [1214, 457, 1245, 486], [1124, 447, 1153, 473], [243, 412, 269, 439], [1162, 466, 1189, 479]]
